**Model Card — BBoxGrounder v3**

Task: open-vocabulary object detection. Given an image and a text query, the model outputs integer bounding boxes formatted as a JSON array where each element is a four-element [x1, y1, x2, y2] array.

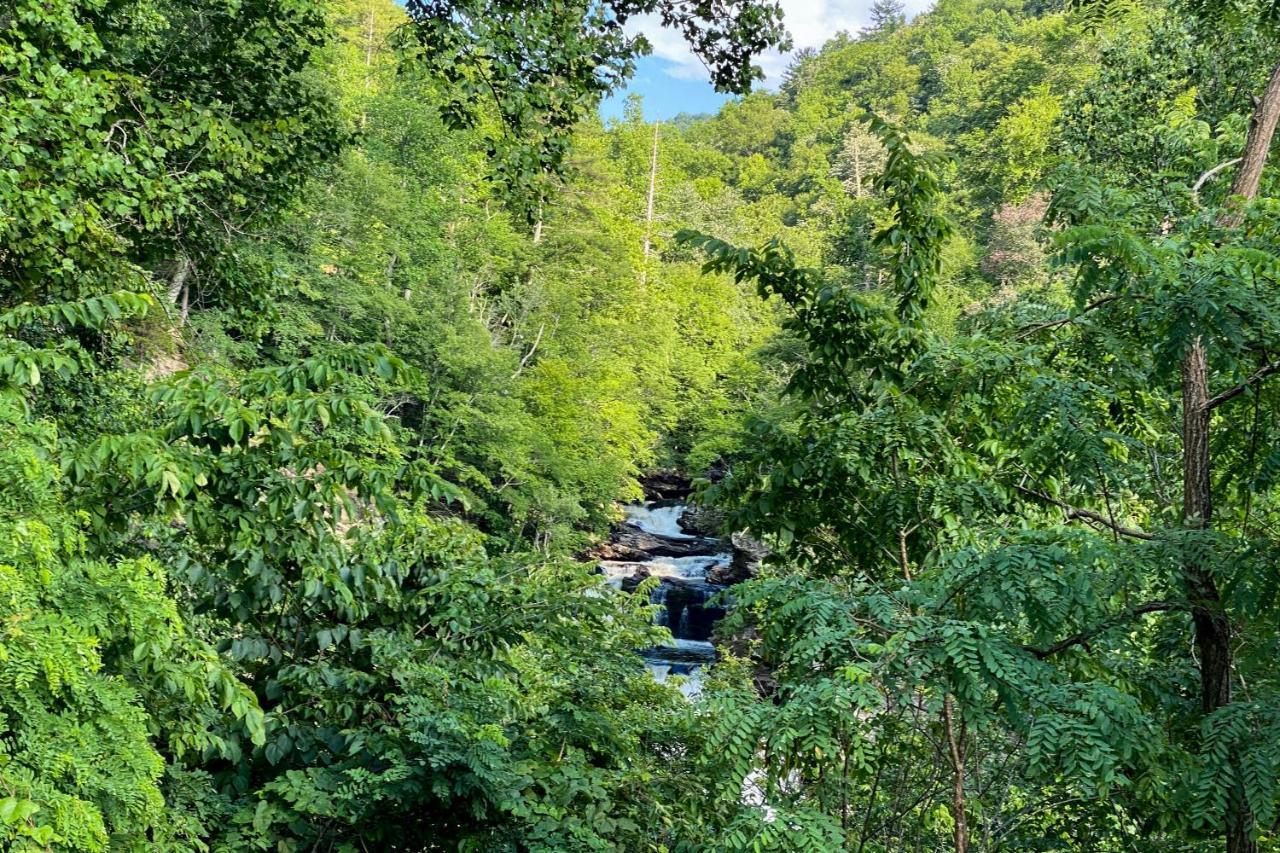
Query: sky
[[600, 0, 936, 122]]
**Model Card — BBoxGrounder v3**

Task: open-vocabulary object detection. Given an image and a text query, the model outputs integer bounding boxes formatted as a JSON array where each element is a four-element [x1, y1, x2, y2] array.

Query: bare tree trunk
[[641, 122, 660, 283], [360, 0, 376, 130], [167, 255, 192, 327], [511, 321, 544, 379], [1224, 57, 1280, 221], [942, 695, 968, 853], [1182, 52, 1280, 853], [853, 141, 864, 199]]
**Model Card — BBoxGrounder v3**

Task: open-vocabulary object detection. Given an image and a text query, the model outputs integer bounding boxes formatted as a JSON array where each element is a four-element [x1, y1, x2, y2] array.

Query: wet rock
[[586, 526, 702, 561], [706, 559, 750, 586], [588, 540, 656, 562], [618, 565, 651, 594], [704, 531, 765, 585], [640, 469, 693, 501], [678, 504, 727, 537], [641, 640, 716, 665], [612, 526, 713, 558], [722, 531, 769, 583], [656, 578, 725, 642]]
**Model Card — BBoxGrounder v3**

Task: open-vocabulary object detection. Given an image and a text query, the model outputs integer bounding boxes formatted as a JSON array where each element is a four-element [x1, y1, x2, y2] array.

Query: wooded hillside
[[3, 0, 1280, 849]]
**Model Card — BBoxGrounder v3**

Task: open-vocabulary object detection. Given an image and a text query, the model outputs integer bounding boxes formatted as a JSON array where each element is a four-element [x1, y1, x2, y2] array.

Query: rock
[[640, 640, 716, 665], [588, 540, 656, 562], [584, 522, 719, 561], [678, 504, 726, 537], [619, 565, 651, 594], [706, 559, 750, 586], [704, 457, 731, 484], [654, 577, 725, 641], [712, 531, 768, 585], [639, 468, 692, 501], [612, 526, 713, 558]]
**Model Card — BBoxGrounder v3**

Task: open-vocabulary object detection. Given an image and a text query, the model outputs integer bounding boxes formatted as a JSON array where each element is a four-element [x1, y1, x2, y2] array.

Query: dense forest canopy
[[4, 0, 1280, 849]]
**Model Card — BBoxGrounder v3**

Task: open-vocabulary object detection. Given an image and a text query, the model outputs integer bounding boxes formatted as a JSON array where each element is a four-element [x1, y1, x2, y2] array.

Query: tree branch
[[1203, 360, 1280, 411], [1012, 484, 1155, 541], [1023, 601, 1182, 659], [1192, 158, 1243, 200], [511, 321, 545, 379], [1015, 295, 1120, 339]]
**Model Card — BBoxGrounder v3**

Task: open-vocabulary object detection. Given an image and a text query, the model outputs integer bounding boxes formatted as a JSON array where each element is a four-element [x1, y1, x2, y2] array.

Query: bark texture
[[942, 694, 968, 853], [1226, 57, 1280, 210], [1183, 52, 1280, 853]]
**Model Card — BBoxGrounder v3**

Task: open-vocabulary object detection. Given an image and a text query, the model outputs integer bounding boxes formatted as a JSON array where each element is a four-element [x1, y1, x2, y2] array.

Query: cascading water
[[624, 503, 696, 539], [601, 501, 732, 697]]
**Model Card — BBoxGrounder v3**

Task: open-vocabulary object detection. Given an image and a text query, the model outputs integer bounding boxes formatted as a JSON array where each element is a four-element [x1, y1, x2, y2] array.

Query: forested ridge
[[4, 0, 1280, 849]]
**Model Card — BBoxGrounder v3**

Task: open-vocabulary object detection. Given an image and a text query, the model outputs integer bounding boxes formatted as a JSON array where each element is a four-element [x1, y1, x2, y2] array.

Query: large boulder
[[639, 469, 693, 501], [706, 560, 748, 586], [589, 540, 656, 562], [656, 578, 725, 641], [678, 504, 727, 537], [614, 526, 712, 558], [618, 565, 651, 594], [707, 532, 769, 585], [586, 525, 716, 562]]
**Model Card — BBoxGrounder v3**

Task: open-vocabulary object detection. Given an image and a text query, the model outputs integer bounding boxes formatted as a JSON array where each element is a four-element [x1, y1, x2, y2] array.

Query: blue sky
[[600, 0, 936, 122]]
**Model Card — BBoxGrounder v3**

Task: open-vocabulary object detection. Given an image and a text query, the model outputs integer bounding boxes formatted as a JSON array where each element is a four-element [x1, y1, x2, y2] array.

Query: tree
[[0, 298, 261, 851], [1063, 2, 1280, 847], [863, 0, 906, 36], [1167, 3, 1280, 849], [0, 0, 342, 311], [401, 0, 791, 209], [678, 24, 1280, 841], [780, 46, 818, 105], [834, 118, 887, 199]]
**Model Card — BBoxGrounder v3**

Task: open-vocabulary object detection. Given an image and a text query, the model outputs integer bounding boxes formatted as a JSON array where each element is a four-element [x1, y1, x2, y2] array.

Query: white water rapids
[[624, 502, 696, 539], [604, 502, 732, 698]]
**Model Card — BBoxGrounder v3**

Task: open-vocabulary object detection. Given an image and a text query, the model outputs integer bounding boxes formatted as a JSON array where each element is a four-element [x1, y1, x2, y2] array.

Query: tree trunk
[[641, 122, 660, 282], [1182, 337, 1232, 714], [360, 0, 376, 129], [1228, 811, 1259, 853], [167, 255, 192, 327], [1182, 52, 1280, 853], [854, 141, 864, 199], [1224, 57, 1280, 219], [941, 694, 968, 853]]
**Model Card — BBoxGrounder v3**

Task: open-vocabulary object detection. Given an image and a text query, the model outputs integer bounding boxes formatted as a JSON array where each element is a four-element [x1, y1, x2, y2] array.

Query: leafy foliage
[[402, 0, 789, 208], [10, 0, 1280, 849], [0, 352, 256, 851]]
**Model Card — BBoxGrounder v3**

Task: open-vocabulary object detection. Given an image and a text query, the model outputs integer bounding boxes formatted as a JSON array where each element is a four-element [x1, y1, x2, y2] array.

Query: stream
[[598, 502, 734, 697]]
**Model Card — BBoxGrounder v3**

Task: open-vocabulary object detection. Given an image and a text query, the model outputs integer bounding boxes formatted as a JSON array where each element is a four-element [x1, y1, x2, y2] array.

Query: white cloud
[[634, 17, 713, 81], [631, 0, 935, 88]]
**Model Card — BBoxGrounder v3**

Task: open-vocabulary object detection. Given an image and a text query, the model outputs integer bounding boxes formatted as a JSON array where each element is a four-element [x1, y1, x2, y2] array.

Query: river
[[598, 501, 734, 697]]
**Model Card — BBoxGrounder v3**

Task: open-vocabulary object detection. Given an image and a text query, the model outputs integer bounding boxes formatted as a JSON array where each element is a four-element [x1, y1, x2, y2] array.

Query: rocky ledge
[[639, 468, 694, 501], [589, 526, 715, 561]]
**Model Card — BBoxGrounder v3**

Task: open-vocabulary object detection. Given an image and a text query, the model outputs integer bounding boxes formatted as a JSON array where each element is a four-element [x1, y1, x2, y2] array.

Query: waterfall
[[603, 502, 731, 697], [624, 502, 696, 539]]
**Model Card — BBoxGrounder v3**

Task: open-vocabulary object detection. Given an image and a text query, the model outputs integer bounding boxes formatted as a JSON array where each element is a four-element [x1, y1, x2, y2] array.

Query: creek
[[598, 501, 734, 697]]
